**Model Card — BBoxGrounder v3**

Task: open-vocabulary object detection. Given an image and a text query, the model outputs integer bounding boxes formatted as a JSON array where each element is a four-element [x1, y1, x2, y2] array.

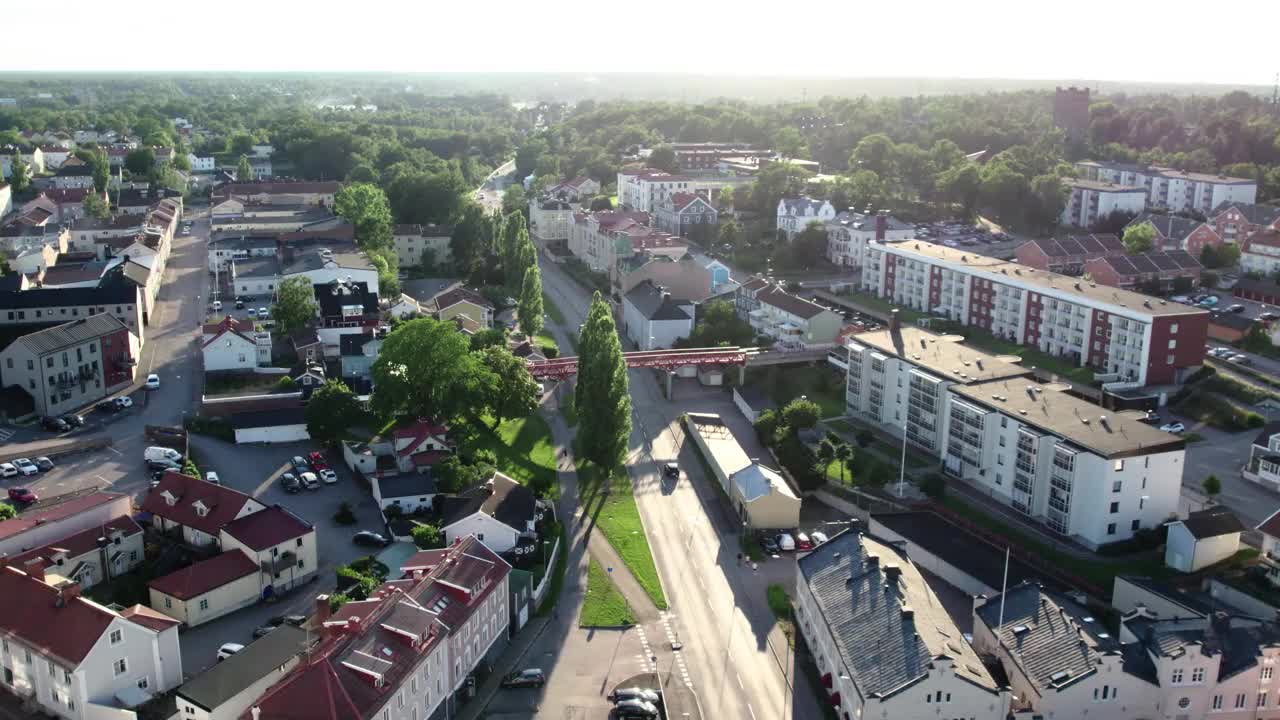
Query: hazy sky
[[10, 0, 1278, 86]]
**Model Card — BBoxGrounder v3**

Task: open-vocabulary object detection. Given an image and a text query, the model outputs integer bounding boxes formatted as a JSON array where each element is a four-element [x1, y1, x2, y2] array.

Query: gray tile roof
[[401, 278, 462, 305], [975, 583, 1109, 693], [757, 287, 829, 320], [378, 473, 438, 500], [797, 530, 998, 698], [1211, 201, 1280, 226], [17, 314, 127, 355], [232, 256, 281, 278], [177, 625, 307, 712], [1178, 507, 1245, 539], [1127, 212, 1204, 243], [624, 281, 692, 322]]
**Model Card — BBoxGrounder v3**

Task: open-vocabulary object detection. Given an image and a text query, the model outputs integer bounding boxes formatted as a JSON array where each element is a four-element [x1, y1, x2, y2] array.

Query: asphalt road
[[538, 256, 825, 720]]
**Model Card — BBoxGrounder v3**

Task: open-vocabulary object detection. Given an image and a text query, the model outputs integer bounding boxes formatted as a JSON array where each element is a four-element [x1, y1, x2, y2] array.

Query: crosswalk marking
[[0, 428, 15, 442]]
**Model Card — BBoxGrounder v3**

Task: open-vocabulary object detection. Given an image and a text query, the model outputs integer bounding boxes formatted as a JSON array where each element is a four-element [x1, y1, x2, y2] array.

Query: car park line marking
[[736, 672, 744, 690], [0, 428, 14, 441], [105, 444, 122, 456], [746, 703, 757, 720]]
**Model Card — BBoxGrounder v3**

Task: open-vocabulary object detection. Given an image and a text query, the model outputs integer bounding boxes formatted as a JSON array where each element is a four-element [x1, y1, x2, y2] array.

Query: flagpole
[[996, 545, 1009, 628]]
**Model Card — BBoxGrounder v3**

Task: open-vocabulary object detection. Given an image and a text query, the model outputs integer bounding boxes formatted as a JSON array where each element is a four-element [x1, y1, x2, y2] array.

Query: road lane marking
[[747, 703, 757, 720], [736, 673, 744, 690]]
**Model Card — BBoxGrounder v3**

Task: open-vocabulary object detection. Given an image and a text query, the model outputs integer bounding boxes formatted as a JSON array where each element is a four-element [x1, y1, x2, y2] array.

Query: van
[[144, 447, 182, 464]]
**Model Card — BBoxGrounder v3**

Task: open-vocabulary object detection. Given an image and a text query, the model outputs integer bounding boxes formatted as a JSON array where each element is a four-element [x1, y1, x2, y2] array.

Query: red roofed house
[[202, 316, 272, 372], [342, 418, 455, 479], [0, 490, 132, 557], [244, 536, 509, 720], [144, 474, 317, 627], [567, 209, 651, 273], [1242, 228, 1280, 277], [0, 560, 183, 716], [1013, 234, 1125, 275], [7, 515, 144, 590]]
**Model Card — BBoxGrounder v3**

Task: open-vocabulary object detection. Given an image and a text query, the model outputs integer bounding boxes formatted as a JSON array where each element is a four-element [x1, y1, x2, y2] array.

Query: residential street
[[536, 256, 824, 720]]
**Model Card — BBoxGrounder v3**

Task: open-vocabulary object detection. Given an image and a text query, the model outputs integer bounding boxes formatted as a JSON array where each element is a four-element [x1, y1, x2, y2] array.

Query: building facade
[[0, 314, 138, 417], [1061, 180, 1147, 228], [824, 210, 914, 268], [776, 197, 836, 238], [1075, 161, 1258, 215], [653, 192, 717, 240]]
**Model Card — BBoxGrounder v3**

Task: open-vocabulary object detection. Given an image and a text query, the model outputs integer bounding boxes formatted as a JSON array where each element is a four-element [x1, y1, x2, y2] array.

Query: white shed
[[1165, 507, 1245, 573], [229, 408, 310, 444]]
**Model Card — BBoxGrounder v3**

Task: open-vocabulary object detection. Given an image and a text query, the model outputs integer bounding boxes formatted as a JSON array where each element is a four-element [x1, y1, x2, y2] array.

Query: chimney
[[61, 583, 81, 600], [23, 558, 45, 583], [315, 594, 332, 623], [884, 565, 902, 583], [875, 211, 888, 242]]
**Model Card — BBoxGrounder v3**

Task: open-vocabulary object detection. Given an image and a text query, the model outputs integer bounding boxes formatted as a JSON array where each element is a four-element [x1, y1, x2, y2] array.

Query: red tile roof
[[1245, 228, 1280, 251], [222, 505, 312, 552], [392, 419, 451, 458], [148, 549, 258, 600], [8, 515, 142, 571], [0, 491, 128, 542], [203, 316, 255, 337], [0, 564, 119, 665], [246, 537, 508, 720], [141, 472, 261, 537], [410, 451, 450, 468], [121, 603, 181, 632]]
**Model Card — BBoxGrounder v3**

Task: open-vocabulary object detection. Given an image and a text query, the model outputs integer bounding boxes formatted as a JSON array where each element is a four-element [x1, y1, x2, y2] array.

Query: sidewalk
[[454, 615, 552, 720]]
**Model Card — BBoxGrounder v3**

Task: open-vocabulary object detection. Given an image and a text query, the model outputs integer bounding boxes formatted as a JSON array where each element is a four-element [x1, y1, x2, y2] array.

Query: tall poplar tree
[[518, 265, 544, 337], [574, 292, 632, 472]]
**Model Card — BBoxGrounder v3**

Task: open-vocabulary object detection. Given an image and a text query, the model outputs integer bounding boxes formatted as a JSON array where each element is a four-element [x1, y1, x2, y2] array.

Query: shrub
[[411, 523, 443, 549], [183, 415, 235, 442], [919, 473, 946, 498], [1247, 412, 1267, 428], [328, 593, 351, 612], [276, 376, 297, 391], [333, 502, 356, 525], [855, 429, 874, 448]]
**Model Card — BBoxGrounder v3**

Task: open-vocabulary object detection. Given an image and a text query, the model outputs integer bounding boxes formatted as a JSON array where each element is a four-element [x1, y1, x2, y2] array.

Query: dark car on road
[[61, 414, 85, 428], [268, 614, 308, 628], [96, 401, 120, 414], [280, 473, 301, 493], [7, 488, 37, 504], [761, 535, 781, 554], [500, 669, 545, 689], [290, 456, 309, 473], [41, 417, 69, 432], [34, 457, 54, 472], [352, 531, 391, 548]]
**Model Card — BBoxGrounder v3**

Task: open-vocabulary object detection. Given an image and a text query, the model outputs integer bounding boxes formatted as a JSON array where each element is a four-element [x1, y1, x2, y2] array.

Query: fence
[[532, 535, 561, 608]]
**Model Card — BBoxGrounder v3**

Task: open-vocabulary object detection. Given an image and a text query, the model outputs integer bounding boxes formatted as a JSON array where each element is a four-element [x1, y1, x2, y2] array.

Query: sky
[[9, 0, 1279, 87]]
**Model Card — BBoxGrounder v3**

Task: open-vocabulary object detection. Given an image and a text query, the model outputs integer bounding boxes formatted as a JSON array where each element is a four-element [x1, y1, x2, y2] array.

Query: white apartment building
[[392, 224, 452, 268], [617, 170, 693, 213], [1241, 228, 1280, 276], [567, 210, 651, 273], [860, 239, 1210, 387], [846, 324, 1186, 548], [824, 210, 914, 268], [795, 530, 1010, 720], [1060, 179, 1147, 228], [776, 197, 836, 238], [0, 182, 11, 219], [0, 562, 183, 720], [528, 198, 574, 242], [1075, 161, 1257, 215]]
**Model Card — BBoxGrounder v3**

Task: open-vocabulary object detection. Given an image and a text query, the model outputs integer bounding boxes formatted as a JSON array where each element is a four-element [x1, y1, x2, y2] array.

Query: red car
[[307, 451, 329, 472], [794, 532, 814, 551], [8, 488, 37, 504]]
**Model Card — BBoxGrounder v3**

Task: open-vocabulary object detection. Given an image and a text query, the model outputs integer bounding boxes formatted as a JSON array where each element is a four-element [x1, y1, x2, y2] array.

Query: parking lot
[[175, 436, 387, 675]]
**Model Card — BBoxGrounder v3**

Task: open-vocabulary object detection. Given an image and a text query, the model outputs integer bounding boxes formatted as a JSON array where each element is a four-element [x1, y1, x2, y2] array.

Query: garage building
[[229, 407, 309, 444]]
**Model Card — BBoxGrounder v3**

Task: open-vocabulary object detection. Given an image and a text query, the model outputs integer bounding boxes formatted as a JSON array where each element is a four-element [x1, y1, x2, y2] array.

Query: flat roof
[[1067, 178, 1146, 193], [685, 412, 751, 476], [851, 327, 1030, 385], [872, 240, 1209, 319], [950, 379, 1184, 458]]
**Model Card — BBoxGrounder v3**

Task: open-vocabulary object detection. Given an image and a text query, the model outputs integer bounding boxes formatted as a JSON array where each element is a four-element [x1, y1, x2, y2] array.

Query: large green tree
[[371, 318, 491, 422], [476, 345, 539, 426], [518, 265, 545, 337], [502, 211, 532, 290], [236, 154, 252, 182], [574, 292, 633, 470], [335, 182, 394, 250], [305, 379, 363, 443], [679, 300, 754, 348], [124, 148, 155, 175], [7, 155, 29, 194], [273, 276, 319, 338], [83, 192, 110, 220], [647, 145, 678, 173], [1122, 222, 1156, 254], [90, 149, 110, 192]]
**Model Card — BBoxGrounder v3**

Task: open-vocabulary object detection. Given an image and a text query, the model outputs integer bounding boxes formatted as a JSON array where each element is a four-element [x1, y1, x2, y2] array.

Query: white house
[[0, 491, 132, 557], [187, 155, 216, 173], [1256, 510, 1280, 588], [202, 318, 272, 372], [620, 280, 694, 350], [141, 471, 267, 548], [0, 562, 184, 718], [824, 210, 914, 268], [281, 251, 379, 297], [147, 550, 261, 628], [686, 413, 801, 530], [1241, 422, 1280, 491], [342, 418, 454, 478], [439, 472, 543, 554], [796, 530, 1010, 720], [776, 197, 835, 238], [1060, 179, 1148, 227], [1164, 507, 1245, 573], [8, 516, 145, 590]]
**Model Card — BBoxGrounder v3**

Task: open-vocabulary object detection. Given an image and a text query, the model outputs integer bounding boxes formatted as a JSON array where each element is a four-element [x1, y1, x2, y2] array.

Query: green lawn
[[748, 365, 845, 418], [579, 462, 668, 609], [535, 329, 559, 357], [766, 584, 792, 620], [836, 291, 927, 324], [937, 327, 1094, 384], [467, 414, 558, 494], [542, 292, 566, 325], [580, 557, 636, 627]]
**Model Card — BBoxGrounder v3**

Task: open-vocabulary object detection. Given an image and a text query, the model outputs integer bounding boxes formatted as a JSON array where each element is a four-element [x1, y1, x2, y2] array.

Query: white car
[[114, 396, 134, 409], [216, 643, 244, 661], [319, 469, 338, 484], [205, 471, 220, 485], [145, 374, 160, 390], [247, 308, 258, 319], [12, 458, 38, 476], [0, 463, 18, 478], [258, 307, 269, 318], [1160, 422, 1186, 434], [211, 300, 223, 312], [300, 472, 320, 490]]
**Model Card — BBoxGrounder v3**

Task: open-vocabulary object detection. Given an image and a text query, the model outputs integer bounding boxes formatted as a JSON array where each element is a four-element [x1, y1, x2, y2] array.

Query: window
[[1265, 667, 1274, 680], [109, 629, 122, 645], [1192, 667, 1205, 682], [47, 661, 54, 675], [24, 650, 31, 664], [1131, 519, 1140, 531], [1237, 693, 1248, 709], [1171, 323, 1179, 334], [1114, 459, 1124, 471], [164, 597, 172, 609], [1212, 694, 1224, 709], [199, 598, 209, 611], [113, 659, 127, 676], [63, 670, 70, 683], [137, 678, 149, 690], [1110, 502, 1119, 514], [1167, 354, 1175, 364], [1260, 692, 1268, 708], [130, 551, 137, 562], [1112, 481, 1122, 492], [1168, 340, 1177, 349]]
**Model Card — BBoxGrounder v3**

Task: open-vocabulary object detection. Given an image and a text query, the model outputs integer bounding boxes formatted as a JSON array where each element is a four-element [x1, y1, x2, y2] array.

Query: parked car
[[252, 625, 276, 639], [7, 487, 37, 504], [1209, 347, 1233, 358], [1230, 354, 1253, 365], [145, 374, 160, 390], [114, 396, 134, 409], [1260, 312, 1279, 322], [663, 462, 679, 478], [609, 687, 660, 704], [794, 532, 813, 551], [1170, 295, 1191, 303], [319, 469, 338, 484], [34, 457, 53, 472], [1228, 304, 1246, 313], [291, 456, 309, 473], [235, 297, 245, 309], [500, 668, 546, 689], [12, 458, 37, 476], [352, 531, 391, 548], [205, 471, 220, 485], [258, 307, 269, 318], [760, 535, 780, 554], [61, 414, 84, 428], [307, 451, 329, 471], [216, 643, 244, 661], [775, 533, 796, 552], [96, 400, 121, 414], [42, 417, 69, 432], [147, 458, 182, 472], [268, 614, 308, 628], [1160, 422, 1186, 434], [211, 300, 223, 312], [280, 473, 301, 493], [0, 463, 16, 478], [810, 531, 830, 546], [145, 446, 183, 464], [300, 471, 320, 491]]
